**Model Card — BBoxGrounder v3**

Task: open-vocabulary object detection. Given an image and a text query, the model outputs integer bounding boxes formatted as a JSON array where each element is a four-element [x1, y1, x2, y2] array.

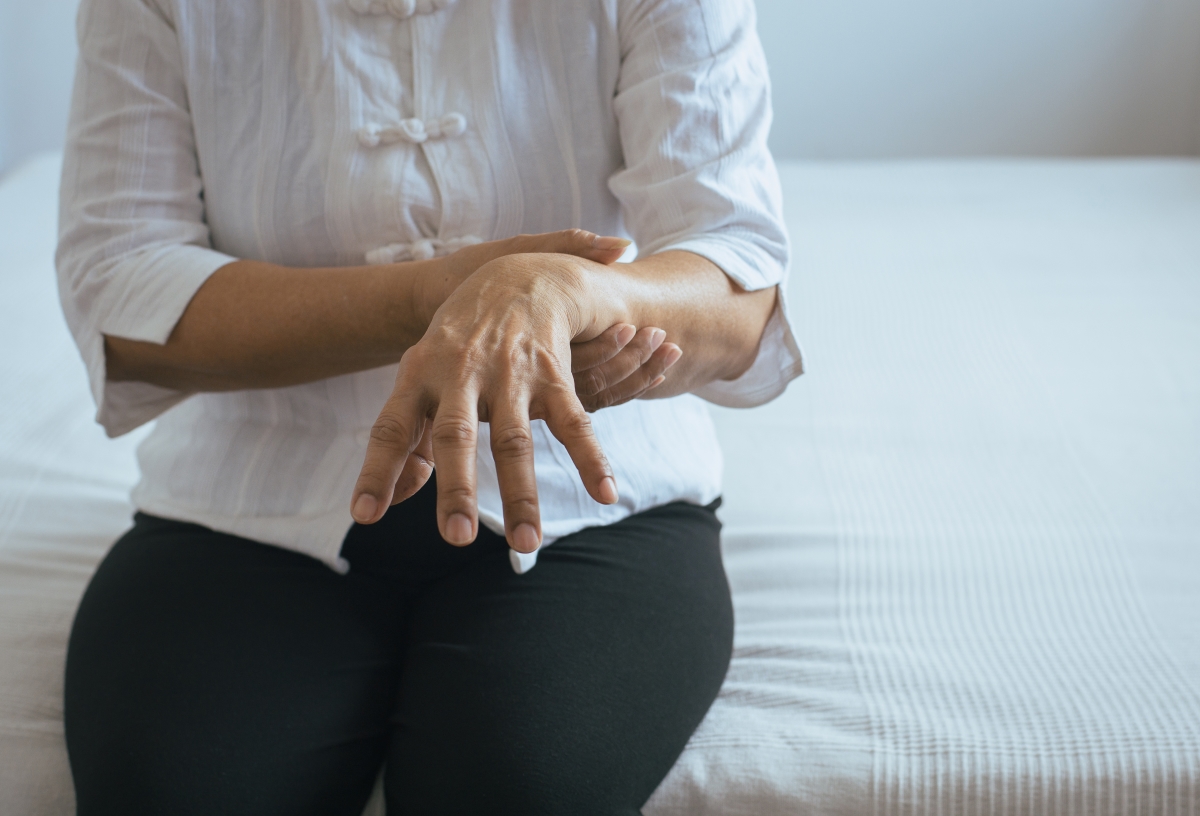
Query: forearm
[[103, 230, 632, 393], [104, 257, 439, 392], [584, 251, 777, 397]]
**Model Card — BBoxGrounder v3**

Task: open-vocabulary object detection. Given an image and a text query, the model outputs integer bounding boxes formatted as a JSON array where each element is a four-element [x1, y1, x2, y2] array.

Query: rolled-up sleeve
[[56, 0, 235, 437], [609, 0, 803, 407]]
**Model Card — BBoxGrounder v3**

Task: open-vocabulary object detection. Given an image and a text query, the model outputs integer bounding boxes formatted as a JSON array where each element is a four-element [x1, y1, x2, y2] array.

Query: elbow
[[103, 334, 142, 383], [719, 285, 777, 382]]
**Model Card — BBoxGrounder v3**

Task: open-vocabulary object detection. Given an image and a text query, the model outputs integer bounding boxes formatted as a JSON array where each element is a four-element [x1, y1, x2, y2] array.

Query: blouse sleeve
[[55, 0, 235, 438], [609, 0, 803, 407]]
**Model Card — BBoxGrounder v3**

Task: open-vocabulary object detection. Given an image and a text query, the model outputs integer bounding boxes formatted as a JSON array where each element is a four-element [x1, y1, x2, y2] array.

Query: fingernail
[[664, 345, 683, 367], [512, 523, 541, 553], [592, 235, 632, 251], [599, 476, 619, 505], [445, 513, 474, 545], [649, 375, 667, 389], [616, 324, 636, 346], [650, 329, 666, 351], [352, 494, 377, 524]]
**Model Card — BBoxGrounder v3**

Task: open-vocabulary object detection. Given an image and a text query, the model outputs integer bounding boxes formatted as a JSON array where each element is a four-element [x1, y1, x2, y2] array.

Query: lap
[[65, 515, 401, 816], [65, 488, 732, 816], [389, 501, 733, 815]]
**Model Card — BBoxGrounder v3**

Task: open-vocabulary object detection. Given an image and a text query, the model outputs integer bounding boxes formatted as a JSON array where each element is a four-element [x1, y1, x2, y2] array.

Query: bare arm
[[579, 250, 777, 399], [104, 231, 635, 393], [105, 258, 430, 392]]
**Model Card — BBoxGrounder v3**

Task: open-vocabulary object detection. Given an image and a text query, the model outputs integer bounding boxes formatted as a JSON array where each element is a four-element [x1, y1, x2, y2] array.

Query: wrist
[[566, 257, 632, 342], [405, 257, 454, 330]]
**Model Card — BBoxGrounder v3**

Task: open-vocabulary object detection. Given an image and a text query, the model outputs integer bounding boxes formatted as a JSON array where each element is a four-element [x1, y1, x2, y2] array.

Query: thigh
[[385, 502, 734, 816], [65, 515, 401, 816]]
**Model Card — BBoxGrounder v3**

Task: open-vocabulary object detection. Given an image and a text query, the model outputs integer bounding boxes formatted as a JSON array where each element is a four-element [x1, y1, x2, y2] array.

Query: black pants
[[64, 477, 733, 816]]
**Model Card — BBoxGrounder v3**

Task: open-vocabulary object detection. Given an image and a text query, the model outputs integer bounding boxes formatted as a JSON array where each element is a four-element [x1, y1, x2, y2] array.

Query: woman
[[57, 0, 802, 813]]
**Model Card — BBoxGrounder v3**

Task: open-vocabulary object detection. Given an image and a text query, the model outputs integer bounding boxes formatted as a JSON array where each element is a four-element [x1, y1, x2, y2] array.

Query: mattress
[[2, 153, 1199, 815]]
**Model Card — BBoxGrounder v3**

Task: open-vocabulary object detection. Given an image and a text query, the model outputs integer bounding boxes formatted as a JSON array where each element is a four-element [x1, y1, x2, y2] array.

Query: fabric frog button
[[356, 114, 468, 147], [347, 0, 454, 19], [365, 235, 482, 265]]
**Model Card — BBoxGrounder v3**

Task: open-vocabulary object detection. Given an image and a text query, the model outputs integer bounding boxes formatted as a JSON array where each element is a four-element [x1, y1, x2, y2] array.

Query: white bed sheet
[[2, 154, 1199, 815], [0, 155, 150, 813]]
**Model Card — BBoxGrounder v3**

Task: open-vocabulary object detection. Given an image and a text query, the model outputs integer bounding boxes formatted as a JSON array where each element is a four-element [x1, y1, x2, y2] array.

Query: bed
[[2, 153, 1198, 814]]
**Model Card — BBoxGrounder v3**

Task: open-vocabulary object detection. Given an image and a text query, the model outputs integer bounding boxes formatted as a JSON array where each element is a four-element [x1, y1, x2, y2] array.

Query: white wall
[[0, 0, 79, 176], [758, 0, 1200, 159], [1, 0, 1199, 176]]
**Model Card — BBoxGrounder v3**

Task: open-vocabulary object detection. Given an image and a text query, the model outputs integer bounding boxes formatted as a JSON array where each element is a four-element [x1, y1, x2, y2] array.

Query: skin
[[105, 230, 679, 408], [350, 248, 776, 553], [107, 229, 776, 554]]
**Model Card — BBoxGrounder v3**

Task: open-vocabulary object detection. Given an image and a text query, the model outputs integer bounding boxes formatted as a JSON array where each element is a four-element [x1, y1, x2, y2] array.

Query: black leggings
[[64, 477, 733, 816]]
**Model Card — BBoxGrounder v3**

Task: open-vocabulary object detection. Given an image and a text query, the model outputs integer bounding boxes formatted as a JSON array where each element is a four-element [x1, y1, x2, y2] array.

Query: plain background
[[1, 0, 1200, 176]]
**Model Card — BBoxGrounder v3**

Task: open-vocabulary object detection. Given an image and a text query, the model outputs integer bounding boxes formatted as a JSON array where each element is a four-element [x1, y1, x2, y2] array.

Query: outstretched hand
[[421, 230, 679, 412], [351, 247, 676, 554]]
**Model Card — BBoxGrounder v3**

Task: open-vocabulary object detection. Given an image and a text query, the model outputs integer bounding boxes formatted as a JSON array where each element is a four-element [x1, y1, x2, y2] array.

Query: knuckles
[[552, 405, 594, 439], [438, 483, 477, 504], [503, 497, 540, 521], [491, 424, 535, 459], [550, 228, 590, 252], [510, 229, 587, 256], [369, 415, 414, 450], [575, 367, 607, 397], [592, 390, 618, 410], [431, 414, 477, 447]]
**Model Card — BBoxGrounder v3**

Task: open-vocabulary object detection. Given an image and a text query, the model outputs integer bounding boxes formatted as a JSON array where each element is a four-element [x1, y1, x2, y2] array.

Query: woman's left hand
[[350, 252, 623, 554], [571, 323, 680, 412]]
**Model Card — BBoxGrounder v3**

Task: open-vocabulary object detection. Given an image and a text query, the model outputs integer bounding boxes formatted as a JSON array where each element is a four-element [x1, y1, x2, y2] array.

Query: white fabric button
[[356, 113, 467, 147], [348, 0, 454, 19], [365, 235, 482, 265], [410, 239, 437, 260]]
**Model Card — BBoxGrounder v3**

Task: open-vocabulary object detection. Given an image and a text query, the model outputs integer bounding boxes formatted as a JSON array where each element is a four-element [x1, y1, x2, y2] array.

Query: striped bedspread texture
[[1, 154, 1198, 815]]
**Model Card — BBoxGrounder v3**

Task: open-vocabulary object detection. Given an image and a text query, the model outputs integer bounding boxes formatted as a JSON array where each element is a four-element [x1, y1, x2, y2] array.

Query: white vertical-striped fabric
[[55, 0, 802, 572]]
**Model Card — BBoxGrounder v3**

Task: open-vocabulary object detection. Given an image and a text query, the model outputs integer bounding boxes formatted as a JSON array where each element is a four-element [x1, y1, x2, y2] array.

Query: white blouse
[[56, 0, 802, 573]]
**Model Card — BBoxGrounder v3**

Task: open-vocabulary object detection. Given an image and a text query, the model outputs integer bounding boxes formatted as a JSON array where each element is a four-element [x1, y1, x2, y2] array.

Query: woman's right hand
[[351, 249, 618, 550], [425, 230, 682, 412]]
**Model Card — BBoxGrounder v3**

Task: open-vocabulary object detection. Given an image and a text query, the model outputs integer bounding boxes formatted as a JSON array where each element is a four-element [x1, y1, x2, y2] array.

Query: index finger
[[352, 388, 425, 525]]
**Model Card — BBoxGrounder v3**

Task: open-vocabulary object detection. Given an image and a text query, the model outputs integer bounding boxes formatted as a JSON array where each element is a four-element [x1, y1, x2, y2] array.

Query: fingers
[[513, 229, 631, 266], [582, 342, 682, 412], [575, 326, 666, 397], [431, 395, 481, 546], [570, 323, 636, 373], [352, 390, 425, 525], [489, 400, 542, 554], [390, 423, 435, 506], [537, 385, 619, 506]]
